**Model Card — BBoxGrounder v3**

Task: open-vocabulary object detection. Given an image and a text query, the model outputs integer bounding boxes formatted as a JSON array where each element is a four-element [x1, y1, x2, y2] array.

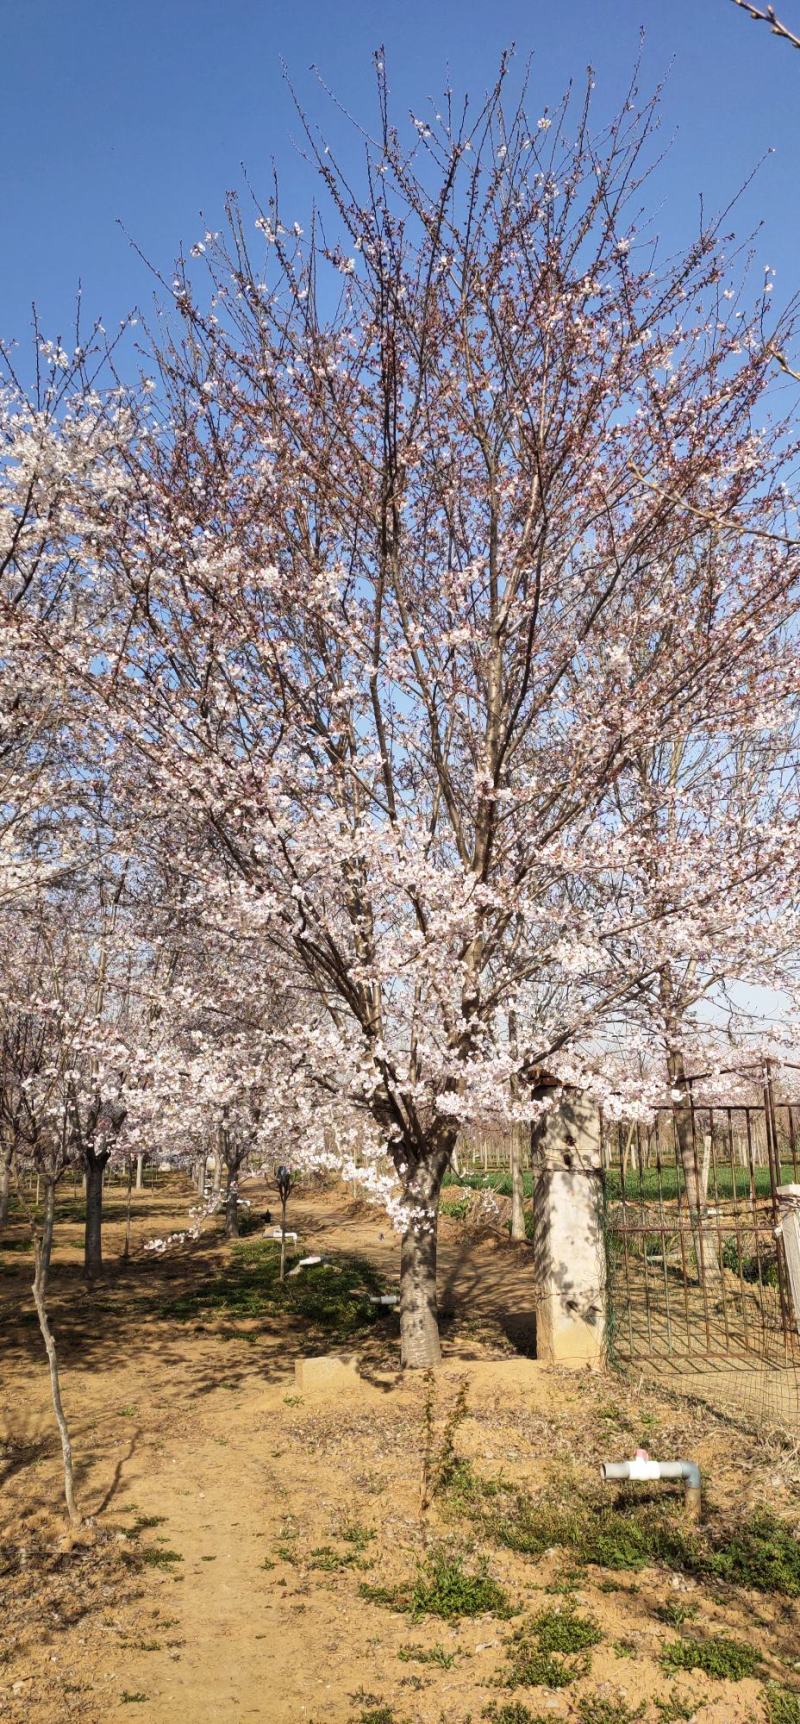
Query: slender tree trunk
[[279, 1193, 288, 1282], [212, 1144, 222, 1199], [135, 1153, 144, 1191], [84, 1152, 106, 1281], [508, 1010, 526, 1239], [123, 1156, 132, 1261], [669, 1045, 721, 1289], [398, 1151, 450, 1369], [224, 1163, 240, 1238], [0, 1143, 13, 1227], [196, 1157, 206, 1198], [510, 1124, 526, 1241], [31, 1177, 80, 1525]]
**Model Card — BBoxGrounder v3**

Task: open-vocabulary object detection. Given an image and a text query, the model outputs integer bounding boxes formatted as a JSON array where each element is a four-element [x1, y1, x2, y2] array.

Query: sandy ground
[[2, 1177, 800, 1723]]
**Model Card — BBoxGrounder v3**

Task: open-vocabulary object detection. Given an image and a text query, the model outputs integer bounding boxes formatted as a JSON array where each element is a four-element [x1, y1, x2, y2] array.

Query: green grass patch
[[654, 1600, 698, 1629], [361, 1546, 510, 1621], [441, 1465, 800, 1596], [140, 1547, 183, 1569], [483, 1704, 556, 1724], [440, 1196, 471, 1221], [501, 1604, 601, 1690], [660, 1633, 761, 1681], [576, 1701, 646, 1724], [335, 1516, 376, 1552], [654, 1696, 695, 1723], [159, 1240, 386, 1339], [397, 1642, 456, 1668], [765, 1686, 800, 1724], [705, 1509, 800, 1594], [443, 1162, 798, 1204]]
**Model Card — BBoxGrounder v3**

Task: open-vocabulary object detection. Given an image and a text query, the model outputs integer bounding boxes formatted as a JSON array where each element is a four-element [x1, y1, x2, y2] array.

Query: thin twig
[[730, 0, 800, 51]]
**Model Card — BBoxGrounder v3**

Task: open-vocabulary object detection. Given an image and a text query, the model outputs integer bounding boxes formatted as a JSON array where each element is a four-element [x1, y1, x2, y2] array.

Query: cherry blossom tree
[[72, 61, 800, 1366]]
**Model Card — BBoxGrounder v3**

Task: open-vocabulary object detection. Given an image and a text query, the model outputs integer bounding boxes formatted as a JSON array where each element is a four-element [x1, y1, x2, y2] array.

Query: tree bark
[[123, 1156, 132, 1260], [31, 1178, 80, 1525], [0, 1143, 13, 1227], [510, 1124, 526, 1241], [224, 1165, 240, 1238], [398, 1153, 449, 1369], [84, 1152, 107, 1281], [279, 1193, 288, 1281], [668, 1044, 721, 1289], [400, 1221, 441, 1368], [508, 1010, 526, 1239], [135, 1153, 144, 1190]]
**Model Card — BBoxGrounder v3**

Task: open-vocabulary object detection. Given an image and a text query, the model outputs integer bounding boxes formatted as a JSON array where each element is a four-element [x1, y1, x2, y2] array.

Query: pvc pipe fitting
[[601, 1456, 702, 1522]]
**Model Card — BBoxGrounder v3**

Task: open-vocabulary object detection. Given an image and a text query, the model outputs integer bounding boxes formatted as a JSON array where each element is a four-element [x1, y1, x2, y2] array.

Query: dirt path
[[3, 1178, 800, 1724]]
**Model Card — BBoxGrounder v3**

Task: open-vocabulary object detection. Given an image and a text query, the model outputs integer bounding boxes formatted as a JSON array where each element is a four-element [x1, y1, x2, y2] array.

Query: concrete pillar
[[777, 1185, 800, 1331], [531, 1084, 606, 1368]]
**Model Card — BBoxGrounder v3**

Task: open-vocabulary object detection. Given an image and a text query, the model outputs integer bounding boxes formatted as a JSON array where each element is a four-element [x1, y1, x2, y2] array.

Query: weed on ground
[[500, 1603, 602, 1690], [765, 1687, 800, 1724], [361, 1545, 511, 1621], [439, 1461, 800, 1595], [660, 1632, 762, 1680]]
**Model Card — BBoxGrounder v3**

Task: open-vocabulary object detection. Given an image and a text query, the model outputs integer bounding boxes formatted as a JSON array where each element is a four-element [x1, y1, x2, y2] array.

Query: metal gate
[[604, 1064, 800, 1429]]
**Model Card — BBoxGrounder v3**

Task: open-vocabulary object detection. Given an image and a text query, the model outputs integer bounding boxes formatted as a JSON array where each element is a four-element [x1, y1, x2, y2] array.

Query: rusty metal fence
[[603, 1067, 800, 1429]]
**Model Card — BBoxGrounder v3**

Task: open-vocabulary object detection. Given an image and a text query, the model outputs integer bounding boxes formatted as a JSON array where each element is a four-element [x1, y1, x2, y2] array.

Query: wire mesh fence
[[603, 1076, 800, 1431]]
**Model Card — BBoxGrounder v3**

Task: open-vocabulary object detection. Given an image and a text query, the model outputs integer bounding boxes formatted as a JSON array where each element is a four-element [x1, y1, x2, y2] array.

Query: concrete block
[[294, 1354, 361, 1392]]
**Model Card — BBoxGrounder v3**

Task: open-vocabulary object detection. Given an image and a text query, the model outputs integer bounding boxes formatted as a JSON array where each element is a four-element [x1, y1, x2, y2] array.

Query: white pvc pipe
[[601, 1456, 701, 1521]]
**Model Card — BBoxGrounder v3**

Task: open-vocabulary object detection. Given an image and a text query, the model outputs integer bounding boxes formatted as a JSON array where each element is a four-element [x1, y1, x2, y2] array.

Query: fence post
[[531, 1084, 606, 1368]]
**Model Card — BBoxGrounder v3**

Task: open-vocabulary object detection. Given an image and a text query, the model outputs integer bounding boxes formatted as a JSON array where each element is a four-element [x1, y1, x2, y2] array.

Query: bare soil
[[2, 1177, 800, 1723]]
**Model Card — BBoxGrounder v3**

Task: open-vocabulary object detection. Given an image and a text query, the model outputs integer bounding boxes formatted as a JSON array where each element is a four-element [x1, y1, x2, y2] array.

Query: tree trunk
[[196, 1157, 206, 1198], [123, 1157, 132, 1260], [135, 1153, 144, 1190], [508, 1009, 526, 1240], [669, 1047, 721, 1289], [279, 1193, 288, 1281], [0, 1143, 12, 1227], [510, 1124, 526, 1241], [31, 1177, 80, 1525], [398, 1153, 449, 1369], [400, 1222, 441, 1369], [84, 1152, 107, 1281], [224, 1165, 239, 1238]]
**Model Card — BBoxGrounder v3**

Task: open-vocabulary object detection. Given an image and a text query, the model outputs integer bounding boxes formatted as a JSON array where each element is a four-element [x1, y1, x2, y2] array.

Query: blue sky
[[1, 0, 798, 359]]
